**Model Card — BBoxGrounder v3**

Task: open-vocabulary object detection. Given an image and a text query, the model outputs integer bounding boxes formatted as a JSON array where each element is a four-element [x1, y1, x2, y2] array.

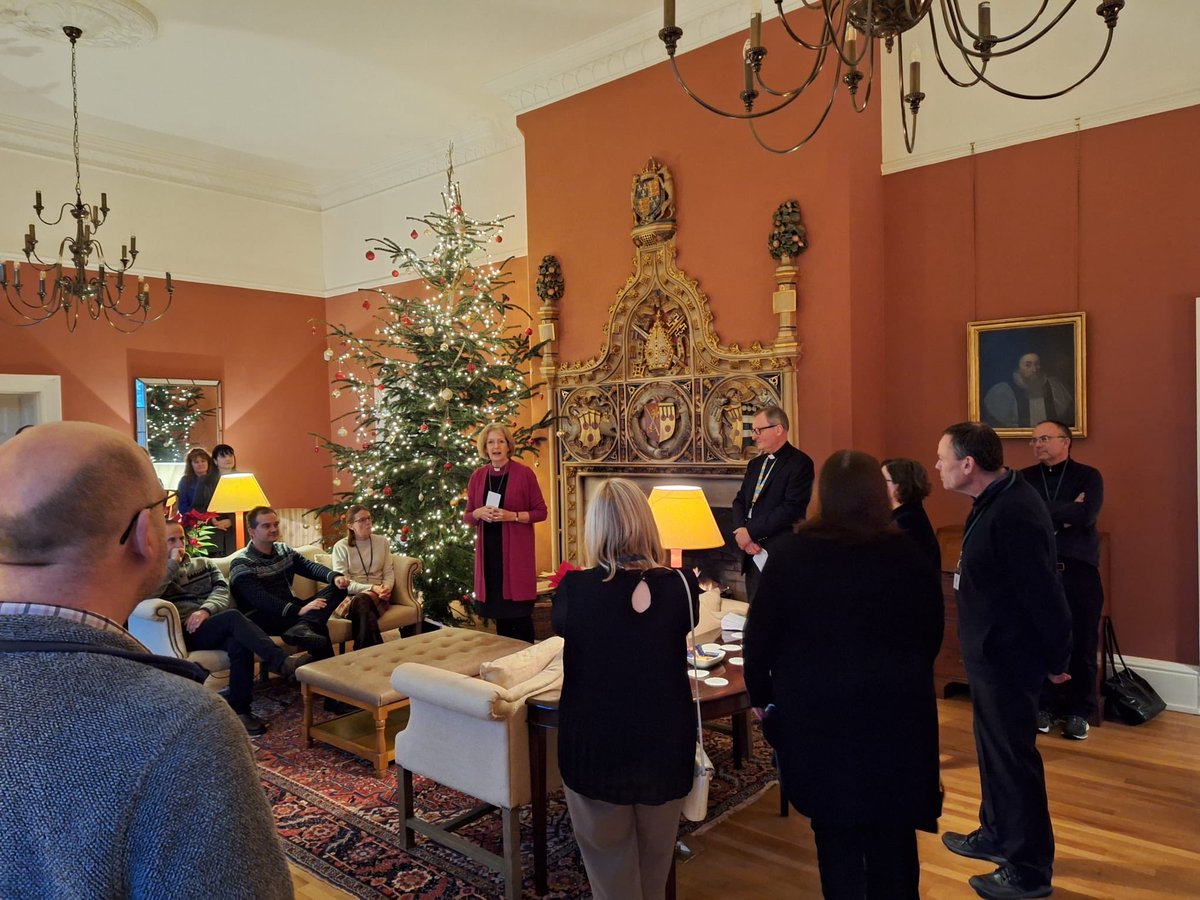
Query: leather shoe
[[968, 866, 1052, 899], [237, 712, 268, 736], [943, 830, 1007, 865], [323, 696, 356, 715], [279, 651, 312, 680], [282, 622, 329, 652]]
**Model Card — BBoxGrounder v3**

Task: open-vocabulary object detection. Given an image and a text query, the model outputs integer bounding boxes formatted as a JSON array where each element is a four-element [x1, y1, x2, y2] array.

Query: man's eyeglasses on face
[[119, 490, 176, 545], [750, 424, 780, 436], [1029, 435, 1067, 445]]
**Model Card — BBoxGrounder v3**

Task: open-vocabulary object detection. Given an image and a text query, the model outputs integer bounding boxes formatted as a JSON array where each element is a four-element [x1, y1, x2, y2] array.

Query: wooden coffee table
[[524, 628, 753, 896]]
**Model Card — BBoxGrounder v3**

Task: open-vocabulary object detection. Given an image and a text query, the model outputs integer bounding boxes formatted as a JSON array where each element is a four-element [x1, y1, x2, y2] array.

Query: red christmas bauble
[[313, 446, 320, 453], [365, 250, 375, 261], [466, 363, 476, 374], [452, 205, 462, 215], [401, 525, 410, 535], [495, 235, 503, 243], [335, 371, 345, 380], [524, 327, 534, 336], [401, 315, 413, 326], [419, 423, 429, 433], [410, 229, 419, 240], [361, 442, 370, 450], [362, 300, 370, 309], [391, 270, 399, 278], [443, 462, 452, 470], [383, 486, 392, 497]]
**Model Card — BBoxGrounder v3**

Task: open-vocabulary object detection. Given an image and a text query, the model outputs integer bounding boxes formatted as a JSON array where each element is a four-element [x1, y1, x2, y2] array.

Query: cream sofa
[[128, 544, 423, 689]]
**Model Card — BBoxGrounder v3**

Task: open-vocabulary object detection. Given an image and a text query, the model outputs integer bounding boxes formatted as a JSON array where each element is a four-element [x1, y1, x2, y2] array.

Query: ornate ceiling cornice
[[0, 0, 155, 47]]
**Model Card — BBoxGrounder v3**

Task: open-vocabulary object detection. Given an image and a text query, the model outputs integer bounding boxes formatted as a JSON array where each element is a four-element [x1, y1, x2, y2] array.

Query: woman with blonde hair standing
[[330, 504, 393, 649], [464, 423, 547, 643], [552, 478, 699, 900]]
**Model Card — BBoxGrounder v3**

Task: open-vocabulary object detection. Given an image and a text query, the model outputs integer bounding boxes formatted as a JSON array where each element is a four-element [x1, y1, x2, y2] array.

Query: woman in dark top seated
[[745, 451, 944, 900], [175, 448, 219, 518], [552, 478, 699, 900], [882, 457, 942, 570]]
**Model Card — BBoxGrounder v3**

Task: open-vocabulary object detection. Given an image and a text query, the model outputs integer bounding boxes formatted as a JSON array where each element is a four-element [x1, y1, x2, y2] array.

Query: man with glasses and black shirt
[[1022, 419, 1105, 741], [0, 422, 292, 897], [731, 405, 814, 602]]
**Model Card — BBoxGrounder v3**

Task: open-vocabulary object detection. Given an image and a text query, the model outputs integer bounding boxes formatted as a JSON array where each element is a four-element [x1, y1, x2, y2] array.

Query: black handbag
[[1101, 617, 1166, 725]]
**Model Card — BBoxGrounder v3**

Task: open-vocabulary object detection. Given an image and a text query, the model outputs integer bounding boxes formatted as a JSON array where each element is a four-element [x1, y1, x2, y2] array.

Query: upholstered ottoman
[[296, 628, 528, 776]]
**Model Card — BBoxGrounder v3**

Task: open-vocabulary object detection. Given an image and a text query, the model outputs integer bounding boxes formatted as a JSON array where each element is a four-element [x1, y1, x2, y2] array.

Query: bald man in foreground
[[0, 423, 292, 899]]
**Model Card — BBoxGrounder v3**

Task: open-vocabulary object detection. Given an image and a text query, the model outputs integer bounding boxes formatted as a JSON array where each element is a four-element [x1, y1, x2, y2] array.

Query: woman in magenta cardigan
[[463, 423, 547, 642]]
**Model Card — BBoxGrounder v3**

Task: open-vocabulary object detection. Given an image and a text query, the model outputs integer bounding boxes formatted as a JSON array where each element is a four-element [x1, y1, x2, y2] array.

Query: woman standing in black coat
[[882, 457, 942, 571], [745, 450, 944, 900]]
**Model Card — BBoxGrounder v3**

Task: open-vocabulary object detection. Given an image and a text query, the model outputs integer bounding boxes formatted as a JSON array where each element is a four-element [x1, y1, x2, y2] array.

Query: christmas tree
[[145, 384, 214, 462], [314, 155, 552, 625]]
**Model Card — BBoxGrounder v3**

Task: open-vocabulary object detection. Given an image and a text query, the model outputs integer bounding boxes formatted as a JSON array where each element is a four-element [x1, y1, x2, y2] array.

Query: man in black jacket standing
[[730, 405, 814, 602], [1023, 419, 1104, 740], [935, 422, 1071, 900]]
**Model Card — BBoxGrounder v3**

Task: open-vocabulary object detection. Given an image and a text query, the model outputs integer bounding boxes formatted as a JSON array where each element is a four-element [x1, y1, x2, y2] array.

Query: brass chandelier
[[1, 25, 173, 332], [658, 0, 1126, 154]]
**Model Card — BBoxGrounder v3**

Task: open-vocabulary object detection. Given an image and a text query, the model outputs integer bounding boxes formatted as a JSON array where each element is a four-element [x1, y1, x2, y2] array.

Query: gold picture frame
[[967, 312, 1086, 438]]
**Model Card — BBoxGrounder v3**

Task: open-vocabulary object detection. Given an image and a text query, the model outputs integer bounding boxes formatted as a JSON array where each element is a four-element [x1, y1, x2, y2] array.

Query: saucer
[[705, 677, 730, 687], [687, 669, 711, 680], [727, 657, 744, 666]]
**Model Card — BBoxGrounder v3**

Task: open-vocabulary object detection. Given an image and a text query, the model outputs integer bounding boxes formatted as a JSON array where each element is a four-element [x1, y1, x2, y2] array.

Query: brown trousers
[[564, 786, 684, 900]]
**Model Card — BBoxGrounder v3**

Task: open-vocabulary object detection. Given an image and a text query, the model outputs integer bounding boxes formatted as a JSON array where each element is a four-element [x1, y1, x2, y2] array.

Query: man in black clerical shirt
[[730, 405, 813, 602], [1022, 419, 1104, 741], [936, 422, 1071, 900]]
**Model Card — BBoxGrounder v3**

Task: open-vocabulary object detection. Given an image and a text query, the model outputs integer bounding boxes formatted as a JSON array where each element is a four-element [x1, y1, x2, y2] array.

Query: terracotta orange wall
[[2, 278, 334, 509], [519, 15, 887, 477], [883, 106, 1200, 664], [323, 257, 554, 571]]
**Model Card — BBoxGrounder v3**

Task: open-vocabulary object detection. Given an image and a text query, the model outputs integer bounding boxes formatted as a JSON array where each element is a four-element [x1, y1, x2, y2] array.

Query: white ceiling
[[0, 0, 685, 210]]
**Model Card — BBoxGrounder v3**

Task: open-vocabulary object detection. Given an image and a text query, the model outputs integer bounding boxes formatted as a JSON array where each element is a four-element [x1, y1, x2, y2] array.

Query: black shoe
[[1036, 710, 1053, 733], [943, 830, 1007, 865], [968, 866, 1053, 899], [278, 651, 312, 680], [323, 696, 356, 715], [1062, 715, 1090, 740], [282, 622, 329, 652], [237, 712, 268, 736]]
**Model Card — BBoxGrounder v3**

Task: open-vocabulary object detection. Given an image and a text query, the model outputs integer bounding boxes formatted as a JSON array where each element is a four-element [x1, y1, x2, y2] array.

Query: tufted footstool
[[296, 627, 529, 777]]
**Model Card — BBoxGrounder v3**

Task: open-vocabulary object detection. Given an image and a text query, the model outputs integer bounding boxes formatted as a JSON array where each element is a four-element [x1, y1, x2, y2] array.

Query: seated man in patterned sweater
[[155, 519, 310, 735], [229, 505, 350, 663]]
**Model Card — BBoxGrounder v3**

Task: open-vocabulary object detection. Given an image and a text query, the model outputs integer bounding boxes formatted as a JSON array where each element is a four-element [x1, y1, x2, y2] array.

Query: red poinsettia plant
[[177, 511, 218, 559], [547, 561, 580, 589]]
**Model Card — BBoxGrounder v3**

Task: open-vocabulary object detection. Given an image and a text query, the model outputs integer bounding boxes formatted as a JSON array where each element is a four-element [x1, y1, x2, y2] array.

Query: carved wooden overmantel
[[539, 159, 800, 565]]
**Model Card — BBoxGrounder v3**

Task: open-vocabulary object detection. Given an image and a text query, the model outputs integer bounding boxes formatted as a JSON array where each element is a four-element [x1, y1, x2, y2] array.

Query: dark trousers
[[1040, 559, 1103, 719], [969, 670, 1054, 885], [810, 819, 920, 900], [495, 614, 535, 644], [185, 609, 287, 715], [248, 584, 345, 659], [743, 560, 762, 604], [345, 592, 383, 649]]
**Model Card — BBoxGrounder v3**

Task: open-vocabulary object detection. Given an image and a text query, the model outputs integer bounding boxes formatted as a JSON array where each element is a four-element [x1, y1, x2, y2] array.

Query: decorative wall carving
[[539, 159, 799, 564]]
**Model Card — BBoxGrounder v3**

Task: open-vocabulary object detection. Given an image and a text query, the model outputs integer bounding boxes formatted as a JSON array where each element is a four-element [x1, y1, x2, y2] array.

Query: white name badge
[[486, 490, 502, 508], [953, 571, 960, 590]]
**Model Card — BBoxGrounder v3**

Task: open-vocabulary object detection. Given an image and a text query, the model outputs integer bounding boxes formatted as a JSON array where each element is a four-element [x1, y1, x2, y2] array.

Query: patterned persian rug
[[251, 683, 778, 899]]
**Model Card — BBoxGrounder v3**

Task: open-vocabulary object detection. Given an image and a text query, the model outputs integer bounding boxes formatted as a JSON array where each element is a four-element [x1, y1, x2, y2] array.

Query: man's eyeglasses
[[750, 424, 780, 436], [1029, 435, 1068, 445], [119, 490, 176, 545]]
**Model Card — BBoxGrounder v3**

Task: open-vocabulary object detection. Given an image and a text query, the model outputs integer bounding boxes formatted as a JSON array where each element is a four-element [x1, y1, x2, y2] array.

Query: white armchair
[[392, 637, 564, 900], [128, 598, 232, 690]]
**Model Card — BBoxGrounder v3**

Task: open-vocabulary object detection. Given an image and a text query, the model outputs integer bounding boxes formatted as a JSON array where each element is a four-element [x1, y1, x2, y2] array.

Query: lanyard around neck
[[1039, 458, 1069, 504]]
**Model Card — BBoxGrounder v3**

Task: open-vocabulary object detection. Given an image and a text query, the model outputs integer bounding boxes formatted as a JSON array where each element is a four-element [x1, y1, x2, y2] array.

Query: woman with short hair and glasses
[[881, 457, 941, 570], [330, 504, 392, 649], [745, 451, 944, 900]]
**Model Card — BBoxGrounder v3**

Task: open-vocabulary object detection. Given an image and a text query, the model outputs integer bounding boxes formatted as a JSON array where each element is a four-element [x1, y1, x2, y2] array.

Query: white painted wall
[[320, 144, 529, 298], [880, 0, 1200, 171], [0, 147, 324, 296]]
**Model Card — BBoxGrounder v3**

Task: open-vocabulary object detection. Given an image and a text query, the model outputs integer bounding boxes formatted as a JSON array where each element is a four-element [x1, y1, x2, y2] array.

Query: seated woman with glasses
[[881, 457, 941, 570], [745, 451, 944, 900], [329, 504, 393, 649], [552, 478, 699, 900]]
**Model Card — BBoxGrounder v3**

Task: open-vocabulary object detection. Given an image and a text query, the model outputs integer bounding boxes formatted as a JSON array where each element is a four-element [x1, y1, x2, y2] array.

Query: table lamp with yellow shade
[[207, 473, 270, 552], [647, 484, 724, 569]]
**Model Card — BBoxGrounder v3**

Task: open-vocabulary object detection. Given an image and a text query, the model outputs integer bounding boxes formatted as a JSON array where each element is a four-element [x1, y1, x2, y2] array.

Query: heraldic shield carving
[[546, 159, 798, 564]]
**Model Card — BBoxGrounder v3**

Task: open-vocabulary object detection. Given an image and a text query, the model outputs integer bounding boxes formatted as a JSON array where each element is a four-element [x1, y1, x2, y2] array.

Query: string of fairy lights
[[313, 164, 552, 623]]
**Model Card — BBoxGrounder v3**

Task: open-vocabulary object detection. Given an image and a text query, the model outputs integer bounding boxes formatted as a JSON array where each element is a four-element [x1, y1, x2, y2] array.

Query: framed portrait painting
[[968, 312, 1086, 438]]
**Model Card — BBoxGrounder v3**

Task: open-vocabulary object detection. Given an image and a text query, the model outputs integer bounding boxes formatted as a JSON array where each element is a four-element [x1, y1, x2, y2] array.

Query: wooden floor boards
[[290, 695, 1200, 898]]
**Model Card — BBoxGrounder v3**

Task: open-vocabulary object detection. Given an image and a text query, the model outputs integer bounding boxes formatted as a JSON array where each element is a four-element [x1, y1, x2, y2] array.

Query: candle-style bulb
[[750, 12, 762, 49], [664, 0, 675, 29], [909, 46, 922, 95], [979, 1, 991, 37]]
